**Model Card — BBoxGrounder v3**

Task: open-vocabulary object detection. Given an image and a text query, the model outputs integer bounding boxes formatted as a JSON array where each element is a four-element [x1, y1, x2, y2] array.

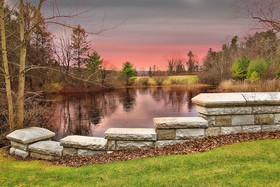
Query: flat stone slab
[[14, 149, 29, 158], [192, 93, 280, 107], [60, 136, 107, 150], [30, 152, 60, 160], [242, 92, 280, 105], [29, 140, 63, 157], [192, 93, 246, 107], [154, 117, 208, 129], [155, 140, 187, 148], [77, 149, 106, 156], [6, 127, 55, 144], [104, 128, 156, 141], [116, 141, 154, 150]]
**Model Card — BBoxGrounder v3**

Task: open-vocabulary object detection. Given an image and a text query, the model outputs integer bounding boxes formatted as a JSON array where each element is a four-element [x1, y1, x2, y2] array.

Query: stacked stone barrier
[[192, 92, 280, 136], [6, 127, 56, 159], [5, 92, 280, 160]]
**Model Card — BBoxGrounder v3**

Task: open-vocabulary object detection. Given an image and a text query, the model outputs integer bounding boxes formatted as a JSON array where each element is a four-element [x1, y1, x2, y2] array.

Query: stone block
[[6, 127, 55, 144], [192, 93, 246, 107], [199, 114, 215, 126], [153, 117, 208, 129], [274, 114, 280, 124], [232, 115, 254, 126], [77, 149, 106, 156], [116, 141, 154, 150], [221, 126, 242, 135], [10, 147, 16, 155], [30, 152, 58, 160], [206, 127, 221, 136], [255, 114, 274, 125], [216, 116, 231, 126], [63, 147, 77, 156], [104, 128, 156, 141], [107, 140, 116, 151], [29, 141, 63, 157], [11, 141, 29, 151], [196, 106, 252, 116], [252, 106, 280, 114], [242, 92, 280, 105], [262, 125, 280, 132], [242, 125, 261, 133], [14, 149, 29, 158], [155, 140, 187, 148], [60, 136, 107, 151], [156, 129, 176, 140], [176, 129, 205, 140]]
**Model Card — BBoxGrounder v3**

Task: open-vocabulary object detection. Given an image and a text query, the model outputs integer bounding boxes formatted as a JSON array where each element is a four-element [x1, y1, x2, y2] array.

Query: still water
[[48, 87, 207, 140]]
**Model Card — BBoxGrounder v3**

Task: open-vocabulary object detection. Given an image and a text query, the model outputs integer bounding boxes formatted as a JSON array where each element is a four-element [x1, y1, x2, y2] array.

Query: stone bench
[[104, 128, 156, 150], [192, 92, 280, 136], [153, 117, 207, 141], [28, 140, 63, 160], [6, 127, 55, 158], [60, 135, 107, 156]]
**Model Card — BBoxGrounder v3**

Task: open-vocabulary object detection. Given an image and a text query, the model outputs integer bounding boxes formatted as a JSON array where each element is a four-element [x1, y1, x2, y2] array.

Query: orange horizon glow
[[93, 41, 221, 70]]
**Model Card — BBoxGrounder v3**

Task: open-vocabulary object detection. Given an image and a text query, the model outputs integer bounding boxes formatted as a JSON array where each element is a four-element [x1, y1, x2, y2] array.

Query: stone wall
[[6, 92, 280, 160], [192, 92, 280, 136]]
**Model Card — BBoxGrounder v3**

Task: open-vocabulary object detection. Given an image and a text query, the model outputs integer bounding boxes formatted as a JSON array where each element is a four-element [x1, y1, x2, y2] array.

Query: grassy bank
[[1, 140, 280, 186], [134, 75, 202, 86], [218, 79, 280, 92]]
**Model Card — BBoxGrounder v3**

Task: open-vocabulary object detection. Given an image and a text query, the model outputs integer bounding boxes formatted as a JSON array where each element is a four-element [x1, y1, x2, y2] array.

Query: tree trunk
[[16, 0, 27, 129], [0, 0, 15, 131], [16, 0, 44, 129]]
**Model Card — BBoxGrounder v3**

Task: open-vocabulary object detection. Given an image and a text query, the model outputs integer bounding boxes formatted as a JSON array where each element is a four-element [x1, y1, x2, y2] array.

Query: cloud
[[7, 0, 252, 69]]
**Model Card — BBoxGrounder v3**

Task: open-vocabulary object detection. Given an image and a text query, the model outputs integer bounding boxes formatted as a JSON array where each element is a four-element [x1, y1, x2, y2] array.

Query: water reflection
[[48, 87, 206, 140], [118, 89, 136, 112]]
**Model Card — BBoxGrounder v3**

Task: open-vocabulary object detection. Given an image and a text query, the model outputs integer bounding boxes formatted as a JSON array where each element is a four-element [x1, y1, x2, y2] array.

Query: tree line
[[200, 0, 280, 85]]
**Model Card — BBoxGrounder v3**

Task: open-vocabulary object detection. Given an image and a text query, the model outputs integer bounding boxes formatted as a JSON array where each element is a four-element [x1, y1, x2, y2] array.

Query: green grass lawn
[[1, 140, 280, 186]]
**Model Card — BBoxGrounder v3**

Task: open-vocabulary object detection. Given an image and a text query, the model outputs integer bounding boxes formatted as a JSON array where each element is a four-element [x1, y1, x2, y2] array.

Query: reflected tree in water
[[119, 89, 136, 112], [50, 91, 119, 136], [150, 88, 193, 112], [151, 88, 164, 102], [90, 107, 101, 125]]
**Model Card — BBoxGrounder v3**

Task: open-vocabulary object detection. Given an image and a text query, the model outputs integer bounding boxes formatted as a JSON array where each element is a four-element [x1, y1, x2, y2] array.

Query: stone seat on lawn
[[60, 135, 107, 151], [153, 117, 208, 129], [6, 127, 55, 144], [29, 140, 63, 160], [104, 128, 156, 141]]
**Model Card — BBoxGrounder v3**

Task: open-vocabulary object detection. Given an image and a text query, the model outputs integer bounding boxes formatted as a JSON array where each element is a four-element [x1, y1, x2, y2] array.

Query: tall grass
[[134, 75, 200, 87], [219, 79, 280, 92]]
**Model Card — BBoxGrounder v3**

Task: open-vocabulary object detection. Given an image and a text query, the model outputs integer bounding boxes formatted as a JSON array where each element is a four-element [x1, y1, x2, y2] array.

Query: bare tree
[[166, 52, 186, 75], [244, 0, 280, 32], [100, 59, 115, 86], [0, 0, 15, 130], [53, 31, 73, 77]]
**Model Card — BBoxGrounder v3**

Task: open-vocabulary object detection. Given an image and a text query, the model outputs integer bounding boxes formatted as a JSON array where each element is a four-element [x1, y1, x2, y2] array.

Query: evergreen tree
[[71, 25, 90, 68]]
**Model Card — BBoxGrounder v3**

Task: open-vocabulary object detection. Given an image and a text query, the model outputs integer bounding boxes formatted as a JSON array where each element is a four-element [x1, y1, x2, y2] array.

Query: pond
[[47, 87, 208, 140]]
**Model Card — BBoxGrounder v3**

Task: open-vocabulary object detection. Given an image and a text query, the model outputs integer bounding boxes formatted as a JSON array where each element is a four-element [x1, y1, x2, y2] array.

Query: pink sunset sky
[[10, 0, 255, 70]]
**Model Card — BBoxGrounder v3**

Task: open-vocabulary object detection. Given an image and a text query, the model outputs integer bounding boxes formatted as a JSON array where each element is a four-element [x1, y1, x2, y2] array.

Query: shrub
[[198, 69, 221, 85], [248, 71, 260, 82], [152, 76, 168, 86], [247, 58, 268, 80], [231, 57, 250, 80], [138, 77, 150, 87]]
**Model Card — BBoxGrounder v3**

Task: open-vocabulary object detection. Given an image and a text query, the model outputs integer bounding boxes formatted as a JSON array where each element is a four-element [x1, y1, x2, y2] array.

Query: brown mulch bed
[[49, 131, 280, 167]]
